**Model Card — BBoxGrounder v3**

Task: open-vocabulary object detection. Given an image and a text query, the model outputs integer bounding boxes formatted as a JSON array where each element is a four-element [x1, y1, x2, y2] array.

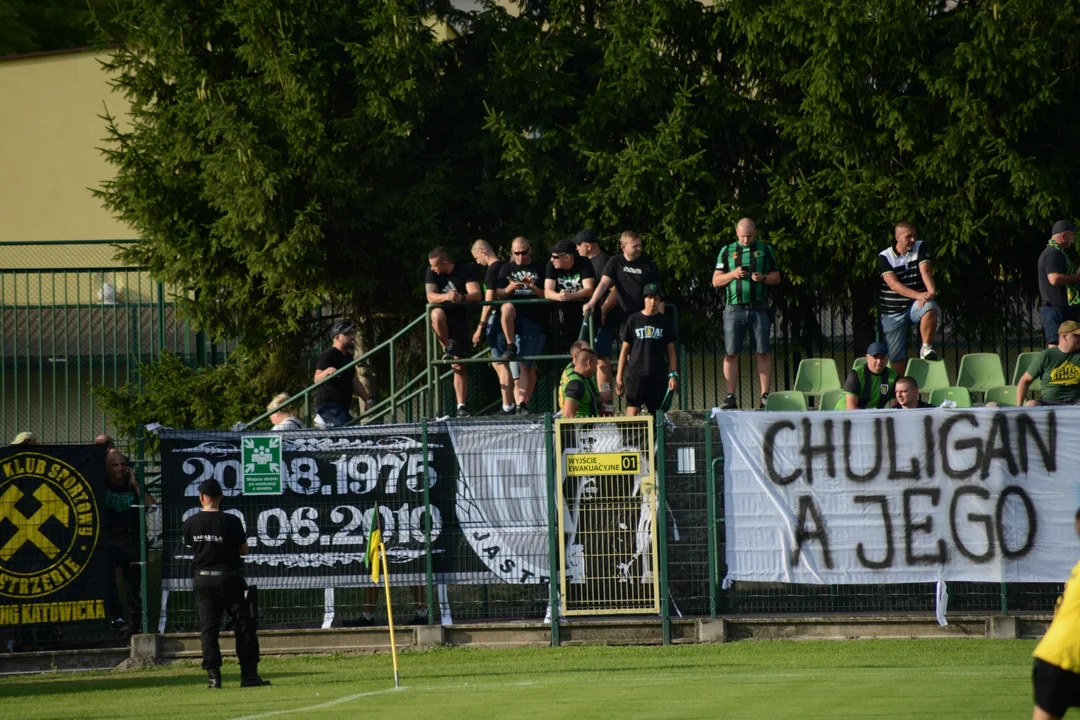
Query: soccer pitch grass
[[0, 639, 1038, 719]]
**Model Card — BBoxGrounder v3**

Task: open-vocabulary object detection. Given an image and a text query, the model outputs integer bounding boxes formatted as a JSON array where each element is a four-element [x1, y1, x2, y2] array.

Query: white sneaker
[[920, 344, 938, 361]]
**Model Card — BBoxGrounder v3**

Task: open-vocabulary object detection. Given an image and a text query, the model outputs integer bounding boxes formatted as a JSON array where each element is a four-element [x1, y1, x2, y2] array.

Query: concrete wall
[[0, 50, 136, 259]]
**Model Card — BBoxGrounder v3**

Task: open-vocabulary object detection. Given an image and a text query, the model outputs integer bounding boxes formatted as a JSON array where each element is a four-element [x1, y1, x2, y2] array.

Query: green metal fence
[[0, 240, 236, 445], [0, 240, 226, 651], [684, 285, 1048, 409], [141, 413, 1059, 653]]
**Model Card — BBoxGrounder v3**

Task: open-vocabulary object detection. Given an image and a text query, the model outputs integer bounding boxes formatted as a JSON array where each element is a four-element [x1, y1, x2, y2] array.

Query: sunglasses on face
[[513, 250, 531, 256]]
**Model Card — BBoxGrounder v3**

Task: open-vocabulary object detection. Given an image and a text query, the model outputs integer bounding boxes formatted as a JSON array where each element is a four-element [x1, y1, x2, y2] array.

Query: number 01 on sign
[[241, 435, 284, 495], [566, 452, 640, 476]]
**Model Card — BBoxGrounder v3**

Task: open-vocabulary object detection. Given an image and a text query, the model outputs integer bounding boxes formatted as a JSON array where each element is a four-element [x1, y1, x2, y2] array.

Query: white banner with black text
[[715, 407, 1080, 586]]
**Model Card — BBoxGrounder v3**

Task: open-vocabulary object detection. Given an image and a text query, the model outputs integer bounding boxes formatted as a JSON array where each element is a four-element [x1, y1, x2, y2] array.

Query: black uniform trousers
[[194, 571, 259, 671], [107, 540, 142, 628]]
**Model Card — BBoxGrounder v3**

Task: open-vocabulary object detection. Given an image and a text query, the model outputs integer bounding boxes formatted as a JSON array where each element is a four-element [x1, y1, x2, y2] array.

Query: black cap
[[548, 239, 577, 256], [573, 229, 597, 246], [643, 282, 662, 298], [1052, 220, 1077, 236], [198, 478, 223, 498], [330, 319, 355, 337]]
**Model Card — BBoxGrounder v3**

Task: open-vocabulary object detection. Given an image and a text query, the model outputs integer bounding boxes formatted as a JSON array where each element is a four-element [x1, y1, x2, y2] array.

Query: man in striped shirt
[[877, 222, 939, 375], [713, 218, 782, 409]]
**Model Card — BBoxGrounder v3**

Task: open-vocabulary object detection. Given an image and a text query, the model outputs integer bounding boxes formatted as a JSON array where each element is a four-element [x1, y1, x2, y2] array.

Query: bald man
[[471, 239, 516, 414], [713, 218, 782, 409]]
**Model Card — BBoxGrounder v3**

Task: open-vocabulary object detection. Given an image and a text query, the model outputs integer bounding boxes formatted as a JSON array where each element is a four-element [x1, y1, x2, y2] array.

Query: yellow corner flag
[[365, 524, 400, 688], [366, 527, 382, 584]]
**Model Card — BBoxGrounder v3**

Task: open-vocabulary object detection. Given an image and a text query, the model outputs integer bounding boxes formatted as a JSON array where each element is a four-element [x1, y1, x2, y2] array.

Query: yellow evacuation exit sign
[[565, 452, 640, 476]]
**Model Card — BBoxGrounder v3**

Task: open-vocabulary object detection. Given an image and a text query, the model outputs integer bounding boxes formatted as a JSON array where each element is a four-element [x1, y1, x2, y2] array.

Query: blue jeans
[[314, 403, 351, 428], [487, 315, 521, 380], [723, 304, 772, 355], [592, 324, 615, 358], [1041, 306, 1067, 346], [880, 300, 938, 362], [513, 315, 547, 369]]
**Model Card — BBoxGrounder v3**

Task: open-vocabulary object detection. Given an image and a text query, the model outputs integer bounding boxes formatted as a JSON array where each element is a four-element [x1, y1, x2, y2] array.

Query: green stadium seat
[[793, 359, 842, 398], [983, 385, 1019, 407], [853, 357, 867, 370], [764, 391, 809, 412], [928, 386, 973, 408], [819, 388, 847, 411], [1012, 352, 1043, 394], [905, 358, 950, 395], [956, 353, 1006, 394]]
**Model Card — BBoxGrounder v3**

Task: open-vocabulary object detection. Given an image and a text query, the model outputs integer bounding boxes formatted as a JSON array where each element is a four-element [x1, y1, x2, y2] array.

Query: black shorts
[[446, 316, 473, 358], [625, 376, 667, 413], [1034, 658, 1080, 717]]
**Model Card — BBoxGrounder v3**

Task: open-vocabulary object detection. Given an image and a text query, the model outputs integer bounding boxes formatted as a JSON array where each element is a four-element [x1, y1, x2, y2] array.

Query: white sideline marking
[[228, 679, 541, 720], [229, 688, 405, 720]]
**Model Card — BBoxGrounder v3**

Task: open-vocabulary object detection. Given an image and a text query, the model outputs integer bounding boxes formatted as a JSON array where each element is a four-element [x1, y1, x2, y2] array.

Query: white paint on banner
[[715, 407, 1080, 586], [448, 421, 550, 584]]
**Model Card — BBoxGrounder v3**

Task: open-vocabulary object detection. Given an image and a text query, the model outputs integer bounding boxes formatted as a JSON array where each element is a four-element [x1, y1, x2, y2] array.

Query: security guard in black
[[182, 478, 268, 689]]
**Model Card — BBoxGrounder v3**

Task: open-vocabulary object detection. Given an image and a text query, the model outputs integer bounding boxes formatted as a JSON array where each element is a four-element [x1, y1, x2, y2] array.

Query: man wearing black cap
[[616, 284, 678, 416], [182, 478, 268, 688], [313, 320, 371, 428], [426, 247, 483, 417], [843, 342, 898, 409], [575, 229, 617, 410], [545, 238, 596, 353], [1038, 221, 1080, 347]]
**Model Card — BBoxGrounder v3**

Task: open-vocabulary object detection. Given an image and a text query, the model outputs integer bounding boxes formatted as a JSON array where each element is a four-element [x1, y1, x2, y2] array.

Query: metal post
[[425, 310, 434, 419], [655, 412, 671, 645], [389, 339, 397, 422], [156, 282, 166, 356], [421, 420, 435, 623], [705, 419, 717, 619], [544, 413, 560, 647], [137, 426, 150, 635]]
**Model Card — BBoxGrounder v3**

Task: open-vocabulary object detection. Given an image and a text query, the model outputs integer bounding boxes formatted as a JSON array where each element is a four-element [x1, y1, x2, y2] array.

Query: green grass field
[[0, 640, 1039, 719]]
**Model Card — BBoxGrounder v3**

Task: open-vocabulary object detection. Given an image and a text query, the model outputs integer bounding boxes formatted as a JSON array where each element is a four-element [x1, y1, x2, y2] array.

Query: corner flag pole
[[378, 536, 400, 688]]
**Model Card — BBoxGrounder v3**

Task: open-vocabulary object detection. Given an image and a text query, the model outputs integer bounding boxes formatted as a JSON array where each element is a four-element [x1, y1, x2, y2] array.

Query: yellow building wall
[[0, 50, 137, 265]]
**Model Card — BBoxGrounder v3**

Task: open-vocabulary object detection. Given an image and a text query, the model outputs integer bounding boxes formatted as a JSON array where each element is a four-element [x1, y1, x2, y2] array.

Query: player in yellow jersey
[[1032, 510, 1080, 719]]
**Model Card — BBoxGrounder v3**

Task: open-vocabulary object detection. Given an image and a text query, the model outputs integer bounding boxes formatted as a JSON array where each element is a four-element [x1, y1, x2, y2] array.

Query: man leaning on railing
[[426, 246, 482, 417]]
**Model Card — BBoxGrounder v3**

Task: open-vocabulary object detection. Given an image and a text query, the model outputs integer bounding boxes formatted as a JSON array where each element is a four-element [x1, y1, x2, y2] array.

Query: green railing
[[247, 299, 684, 427]]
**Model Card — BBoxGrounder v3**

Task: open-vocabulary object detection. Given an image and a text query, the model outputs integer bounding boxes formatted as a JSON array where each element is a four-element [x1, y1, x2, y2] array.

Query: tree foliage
[[0, 0, 117, 56], [96, 0, 1080, 430]]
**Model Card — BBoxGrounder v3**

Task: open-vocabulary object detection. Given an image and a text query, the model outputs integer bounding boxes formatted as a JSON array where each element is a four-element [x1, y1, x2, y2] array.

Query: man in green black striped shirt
[[712, 218, 782, 409]]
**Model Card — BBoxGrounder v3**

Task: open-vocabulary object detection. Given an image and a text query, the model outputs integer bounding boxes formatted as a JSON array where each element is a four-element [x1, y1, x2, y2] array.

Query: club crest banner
[[0, 447, 110, 628], [715, 407, 1080, 585]]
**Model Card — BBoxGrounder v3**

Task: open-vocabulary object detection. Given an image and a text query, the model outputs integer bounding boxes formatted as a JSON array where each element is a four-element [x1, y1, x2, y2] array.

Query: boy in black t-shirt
[[544, 239, 596, 352], [425, 247, 482, 417], [616, 284, 678, 416]]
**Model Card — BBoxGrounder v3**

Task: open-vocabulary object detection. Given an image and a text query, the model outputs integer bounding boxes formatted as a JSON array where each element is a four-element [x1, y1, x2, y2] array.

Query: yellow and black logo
[[0, 452, 99, 600]]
